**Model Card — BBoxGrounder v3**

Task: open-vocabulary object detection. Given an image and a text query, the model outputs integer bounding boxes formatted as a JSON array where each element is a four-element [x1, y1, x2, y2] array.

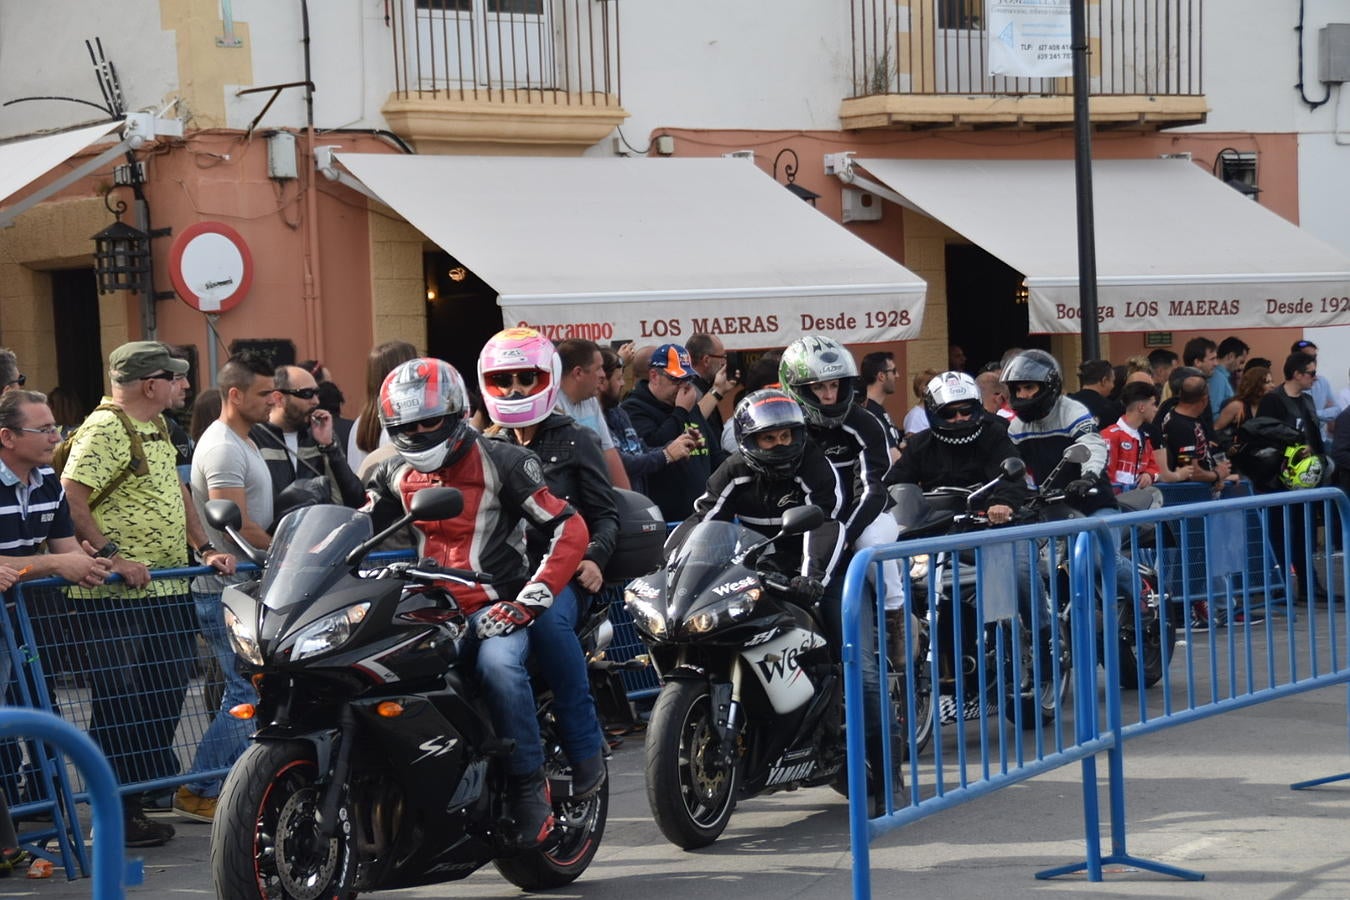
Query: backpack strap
[[85, 403, 168, 511]]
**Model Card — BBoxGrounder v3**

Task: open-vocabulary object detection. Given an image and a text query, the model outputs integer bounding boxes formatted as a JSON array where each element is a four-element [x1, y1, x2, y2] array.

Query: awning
[[0, 120, 123, 216], [334, 153, 927, 348], [852, 157, 1350, 334]]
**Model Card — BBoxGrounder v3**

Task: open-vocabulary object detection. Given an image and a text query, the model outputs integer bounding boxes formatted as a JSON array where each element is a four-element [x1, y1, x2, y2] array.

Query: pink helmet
[[478, 327, 562, 428]]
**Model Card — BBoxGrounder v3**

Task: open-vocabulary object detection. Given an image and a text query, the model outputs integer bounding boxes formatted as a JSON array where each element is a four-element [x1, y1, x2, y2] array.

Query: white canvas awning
[[0, 121, 123, 224], [852, 157, 1350, 334], [334, 153, 927, 348]]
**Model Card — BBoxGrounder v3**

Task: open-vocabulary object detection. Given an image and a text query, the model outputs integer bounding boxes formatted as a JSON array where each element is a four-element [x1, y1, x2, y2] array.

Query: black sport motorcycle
[[204, 488, 607, 899], [624, 506, 852, 849]]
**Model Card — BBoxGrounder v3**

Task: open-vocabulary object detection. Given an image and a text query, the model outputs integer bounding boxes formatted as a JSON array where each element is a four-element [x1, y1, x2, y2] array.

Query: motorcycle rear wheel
[[495, 748, 609, 888], [211, 740, 357, 900], [646, 679, 739, 849]]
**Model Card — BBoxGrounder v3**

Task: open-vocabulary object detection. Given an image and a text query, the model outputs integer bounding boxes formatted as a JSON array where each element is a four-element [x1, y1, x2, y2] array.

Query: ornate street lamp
[[91, 197, 151, 295]]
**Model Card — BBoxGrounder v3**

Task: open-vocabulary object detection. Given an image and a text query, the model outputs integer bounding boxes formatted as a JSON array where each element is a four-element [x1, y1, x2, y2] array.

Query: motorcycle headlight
[[686, 589, 761, 635], [223, 606, 264, 666], [623, 590, 667, 639], [290, 603, 371, 661]]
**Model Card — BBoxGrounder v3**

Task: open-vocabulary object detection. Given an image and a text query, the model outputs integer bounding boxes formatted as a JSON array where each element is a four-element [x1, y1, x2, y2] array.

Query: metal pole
[[1070, 0, 1100, 360]]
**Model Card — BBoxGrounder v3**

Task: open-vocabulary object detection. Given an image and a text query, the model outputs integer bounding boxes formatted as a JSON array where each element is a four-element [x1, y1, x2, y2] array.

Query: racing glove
[[788, 575, 826, 605], [1064, 477, 1098, 499], [474, 582, 555, 639]]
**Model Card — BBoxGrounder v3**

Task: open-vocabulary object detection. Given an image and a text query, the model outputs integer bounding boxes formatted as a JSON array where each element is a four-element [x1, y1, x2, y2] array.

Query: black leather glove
[[788, 575, 826, 605], [1065, 477, 1097, 499]]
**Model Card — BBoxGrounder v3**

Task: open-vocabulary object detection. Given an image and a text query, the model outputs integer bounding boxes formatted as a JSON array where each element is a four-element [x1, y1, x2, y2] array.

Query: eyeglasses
[[141, 372, 186, 382], [937, 403, 980, 421], [1302, 369, 1318, 377], [14, 425, 60, 436], [487, 371, 540, 390], [4, 374, 25, 388], [278, 387, 319, 400]]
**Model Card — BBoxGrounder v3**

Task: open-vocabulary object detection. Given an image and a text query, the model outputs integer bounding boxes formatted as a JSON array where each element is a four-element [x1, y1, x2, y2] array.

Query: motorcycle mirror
[[408, 487, 464, 522], [204, 499, 242, 532], [203, 499, 266, 567], [780, 505, 825, 535], [1062, 443, 1092, 465], [1000, 457, 1027, 482], [346, 486, 466, 567]]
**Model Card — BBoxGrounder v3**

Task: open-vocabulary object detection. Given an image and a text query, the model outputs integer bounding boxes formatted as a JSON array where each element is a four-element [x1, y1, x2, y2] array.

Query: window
[[938, 0, 983, 30]]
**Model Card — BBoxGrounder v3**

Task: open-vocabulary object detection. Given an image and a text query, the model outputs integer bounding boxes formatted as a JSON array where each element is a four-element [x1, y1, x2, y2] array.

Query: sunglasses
[[15, 424, 60, 436], [4, 374, 25, 388], [140, 371, 184, 382], [487, 371, 540, 390], [279, 387, 320, 400], [388, 415, 446, 436], [937, 402, 980, 421]]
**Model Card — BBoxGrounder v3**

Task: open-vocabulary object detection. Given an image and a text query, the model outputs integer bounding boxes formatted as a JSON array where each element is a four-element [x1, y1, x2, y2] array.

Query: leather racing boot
[[506, 768, 555, 848], [569, 752, 606, 800]]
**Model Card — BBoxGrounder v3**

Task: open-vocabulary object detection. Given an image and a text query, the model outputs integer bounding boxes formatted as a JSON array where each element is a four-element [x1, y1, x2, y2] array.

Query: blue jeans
[[526, 586, 602, 765], [461, 611, 542, 776], [186, 591, 256, 798]]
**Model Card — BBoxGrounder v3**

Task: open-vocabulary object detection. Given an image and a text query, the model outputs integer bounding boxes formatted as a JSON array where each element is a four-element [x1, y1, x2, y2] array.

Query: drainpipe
[[300, 0, 326, 362]]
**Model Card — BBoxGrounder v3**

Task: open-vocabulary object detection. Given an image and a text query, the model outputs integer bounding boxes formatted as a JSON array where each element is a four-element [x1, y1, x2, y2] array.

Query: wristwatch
[[195, 541, 217, 558]]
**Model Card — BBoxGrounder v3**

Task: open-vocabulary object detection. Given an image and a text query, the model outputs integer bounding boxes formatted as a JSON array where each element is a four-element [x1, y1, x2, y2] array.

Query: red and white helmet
[[477, 327, 562, 428], [378, 358, 473, 472]]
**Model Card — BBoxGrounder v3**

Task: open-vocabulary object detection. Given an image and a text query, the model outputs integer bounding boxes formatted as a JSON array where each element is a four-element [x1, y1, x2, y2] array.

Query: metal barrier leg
[[1036, 530, 1204, 883], [1291, 682, 1350, 790], [0, 708, 143, 898]]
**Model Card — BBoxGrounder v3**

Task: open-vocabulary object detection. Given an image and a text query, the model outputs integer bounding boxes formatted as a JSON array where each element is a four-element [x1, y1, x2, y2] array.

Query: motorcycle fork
[[314, 706, 357, 841], [710, 664, 745, 769]]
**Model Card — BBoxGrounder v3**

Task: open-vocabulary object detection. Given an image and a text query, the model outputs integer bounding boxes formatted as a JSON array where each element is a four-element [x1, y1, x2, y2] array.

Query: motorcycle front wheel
[[645, 679, 739, 849], [212, 740, 357, 900]]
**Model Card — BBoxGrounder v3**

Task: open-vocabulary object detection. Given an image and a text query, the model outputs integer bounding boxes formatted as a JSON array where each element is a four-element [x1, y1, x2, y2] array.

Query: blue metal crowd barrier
[[842, 487, 1350, 899], [0, 708, 141, 898]]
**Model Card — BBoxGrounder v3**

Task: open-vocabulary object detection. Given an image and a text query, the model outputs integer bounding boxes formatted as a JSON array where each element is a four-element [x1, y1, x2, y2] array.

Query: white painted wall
[[0, 1, 177, 139]]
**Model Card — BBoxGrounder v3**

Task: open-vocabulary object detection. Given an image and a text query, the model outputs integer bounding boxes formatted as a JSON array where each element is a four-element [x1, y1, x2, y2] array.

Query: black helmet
[[1001, 349, 1063, 422], [732, 389, 807, 479], [778, 336, 859, 427], [923, 371, 984, 444]]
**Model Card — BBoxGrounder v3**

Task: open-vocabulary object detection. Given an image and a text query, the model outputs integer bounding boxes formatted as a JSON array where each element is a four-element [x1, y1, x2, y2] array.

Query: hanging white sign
[[988, 0, 1073, 78]]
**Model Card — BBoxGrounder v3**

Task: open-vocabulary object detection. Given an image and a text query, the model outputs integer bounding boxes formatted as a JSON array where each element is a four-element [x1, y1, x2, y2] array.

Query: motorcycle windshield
[[666, 521, 758, 621], [258, 505, 374, 613]]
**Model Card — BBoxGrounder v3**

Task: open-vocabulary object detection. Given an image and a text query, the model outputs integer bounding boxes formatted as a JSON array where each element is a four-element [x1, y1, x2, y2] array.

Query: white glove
[[473, 582, 555, 639]]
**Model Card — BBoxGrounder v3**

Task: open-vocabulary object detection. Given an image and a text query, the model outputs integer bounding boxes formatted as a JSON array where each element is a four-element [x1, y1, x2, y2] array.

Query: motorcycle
[[888, 456, 1072, 758], [890, 446, 1174, 757], [204, 488, 608, 899], [623, 506, 852, 849]]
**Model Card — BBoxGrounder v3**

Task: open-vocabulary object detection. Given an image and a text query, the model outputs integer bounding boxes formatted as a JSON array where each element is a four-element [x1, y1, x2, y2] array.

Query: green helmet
[[778, 336, 858, 427], [1280, 445, 1324, 489]]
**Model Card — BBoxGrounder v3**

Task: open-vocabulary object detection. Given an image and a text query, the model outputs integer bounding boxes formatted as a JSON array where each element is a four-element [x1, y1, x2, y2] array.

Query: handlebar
[[399, 559, 495, 585]]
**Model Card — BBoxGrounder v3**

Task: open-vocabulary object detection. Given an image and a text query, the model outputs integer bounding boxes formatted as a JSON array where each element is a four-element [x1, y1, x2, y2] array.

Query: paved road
[[7, 652, 1350, 899]]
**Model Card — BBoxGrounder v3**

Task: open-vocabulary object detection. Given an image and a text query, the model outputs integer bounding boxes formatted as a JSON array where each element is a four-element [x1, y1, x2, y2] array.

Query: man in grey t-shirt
[[176, 352, 277, 822]]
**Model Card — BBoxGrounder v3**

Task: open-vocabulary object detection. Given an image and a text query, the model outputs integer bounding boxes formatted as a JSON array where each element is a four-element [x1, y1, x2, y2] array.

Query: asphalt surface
[[4, 643, 1350, 900]]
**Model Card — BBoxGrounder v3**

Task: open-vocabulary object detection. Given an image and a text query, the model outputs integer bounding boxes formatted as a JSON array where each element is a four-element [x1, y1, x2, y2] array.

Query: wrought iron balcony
[[384, 0, 627, 155], [844, 0, 1206, 131]]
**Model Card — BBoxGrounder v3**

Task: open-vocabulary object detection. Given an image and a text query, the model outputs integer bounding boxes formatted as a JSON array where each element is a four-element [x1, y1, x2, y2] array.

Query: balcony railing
[[390, 0, 621, 105], [851, 0, 1202, 99]]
